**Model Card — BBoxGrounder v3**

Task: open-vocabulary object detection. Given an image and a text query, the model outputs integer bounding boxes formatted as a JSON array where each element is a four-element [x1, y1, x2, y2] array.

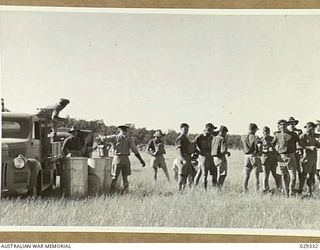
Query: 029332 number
[[300, 244, 319, 249]]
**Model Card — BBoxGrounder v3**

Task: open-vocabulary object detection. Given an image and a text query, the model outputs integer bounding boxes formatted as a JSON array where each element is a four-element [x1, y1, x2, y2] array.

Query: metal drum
[[88, 158, 107, 195], [60, 157, 88, 198]]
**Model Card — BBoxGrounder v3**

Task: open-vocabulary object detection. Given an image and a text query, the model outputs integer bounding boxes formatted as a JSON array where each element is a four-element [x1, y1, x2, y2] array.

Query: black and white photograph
[[1, 7, 320, 234]]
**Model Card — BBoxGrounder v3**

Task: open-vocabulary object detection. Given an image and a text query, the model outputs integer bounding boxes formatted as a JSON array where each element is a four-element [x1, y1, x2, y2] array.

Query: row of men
[[43, 99, 320, 195], [61, 117, 320, 196]]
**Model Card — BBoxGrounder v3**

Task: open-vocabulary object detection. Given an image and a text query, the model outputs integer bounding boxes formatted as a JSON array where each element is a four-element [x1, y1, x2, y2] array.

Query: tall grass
[[1, 148, 320, 229]]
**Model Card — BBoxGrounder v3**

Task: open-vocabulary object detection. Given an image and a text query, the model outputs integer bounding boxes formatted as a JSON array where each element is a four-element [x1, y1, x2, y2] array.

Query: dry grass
[[1, 148, 320, 229]]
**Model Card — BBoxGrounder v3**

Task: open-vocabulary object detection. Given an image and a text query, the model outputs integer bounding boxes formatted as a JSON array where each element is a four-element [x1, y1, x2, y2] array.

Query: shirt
[[102, 133, 139, 155], [261, 135, 278, 159], [175, 134, 194, 155], [146, 138, 166, 156], [241, 133, 261, 155], [211, 135, 227, 158], [194, 133, 214, 156], [61, 135, 83, 155], [300, 133, 320, 161], [272, 130, 303, 154]]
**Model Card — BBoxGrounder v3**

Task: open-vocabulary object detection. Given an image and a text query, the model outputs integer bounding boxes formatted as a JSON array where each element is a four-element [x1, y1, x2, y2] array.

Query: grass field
[[1, 147, 320, 230]]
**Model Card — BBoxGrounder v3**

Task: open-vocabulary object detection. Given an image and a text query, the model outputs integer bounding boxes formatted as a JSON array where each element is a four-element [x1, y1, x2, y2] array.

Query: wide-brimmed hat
[[287, 117, 299, 125], [205, 123, 218, 130], [304, 122, 316, 129], [118, 125, 130, 130], [59, 98, 70, 105], [68, 126, 80, 133], [153, 130, 165, 137]]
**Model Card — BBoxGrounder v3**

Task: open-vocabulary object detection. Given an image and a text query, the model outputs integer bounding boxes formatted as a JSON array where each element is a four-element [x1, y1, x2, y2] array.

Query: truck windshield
[[2, 118, 30, 139]]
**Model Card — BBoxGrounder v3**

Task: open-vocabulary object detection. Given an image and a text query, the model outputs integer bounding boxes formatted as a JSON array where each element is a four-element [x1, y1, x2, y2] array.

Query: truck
[[1, 112, 94, 197]]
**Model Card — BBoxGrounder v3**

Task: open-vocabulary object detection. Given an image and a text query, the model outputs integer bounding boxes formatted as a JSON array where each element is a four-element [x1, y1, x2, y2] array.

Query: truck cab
[[1, 112, 62, 196]]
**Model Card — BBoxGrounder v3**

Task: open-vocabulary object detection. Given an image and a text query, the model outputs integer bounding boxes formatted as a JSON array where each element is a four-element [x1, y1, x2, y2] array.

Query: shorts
[[301, 161, 317, 174], [261, 156, 277, 172], [111, 155, 131, 178], [175, 154, 192, 177], [198, 155, 216, 175], [244, 155, 263, 174], [150, 155, 167, 169], [278, 153, 297, 175], [213, 156, 228, 176]]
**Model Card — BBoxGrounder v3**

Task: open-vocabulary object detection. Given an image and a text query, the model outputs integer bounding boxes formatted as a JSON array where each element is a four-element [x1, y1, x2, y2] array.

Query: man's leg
[[306, 173, 314, 196], [255, 171, 260, 191], [243, 168, 251, 192], [162, 166, 171, 182], [270, 164, 282, 190], [288, 169, 296, 195], [194, 168, 202, 186], [153, 167, 158, 182], [203, 167, 208, 190], [262, 164, 271, 191], [121, 173, 129, 193], [218, 174, 226, 188], [211, 165, 217, 187], [298, 172, 307, 193], [110, 163, 121, 193]]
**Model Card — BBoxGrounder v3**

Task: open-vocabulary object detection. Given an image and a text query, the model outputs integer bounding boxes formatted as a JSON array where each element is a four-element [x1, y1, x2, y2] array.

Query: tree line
[[64, 118, 243, 150]]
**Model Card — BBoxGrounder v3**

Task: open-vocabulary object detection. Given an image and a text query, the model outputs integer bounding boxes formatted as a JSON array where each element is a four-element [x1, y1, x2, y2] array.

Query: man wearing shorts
[[272, 119, 305, 196], [211, 126, 231, 188], [146, 129, 170, 182], [193, 123, 218, 190], [175, 123, 195, 191], [242, 123, 263, 192], [298, 122, 320, 196], [260, 126, 282, 192], [100, 125, 146, 193]]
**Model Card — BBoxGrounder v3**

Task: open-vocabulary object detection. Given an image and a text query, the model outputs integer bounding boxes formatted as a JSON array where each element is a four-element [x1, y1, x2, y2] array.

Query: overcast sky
[[1, 9, 320, 135]]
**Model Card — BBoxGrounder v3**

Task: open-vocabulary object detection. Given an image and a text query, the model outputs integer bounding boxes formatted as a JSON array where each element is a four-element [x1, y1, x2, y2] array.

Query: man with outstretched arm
[[100, 125, 146, 193]]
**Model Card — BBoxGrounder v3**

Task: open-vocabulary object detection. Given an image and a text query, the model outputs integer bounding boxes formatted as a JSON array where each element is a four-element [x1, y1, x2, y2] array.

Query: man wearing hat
[[315, 120, 320, 187], [193, 123, 218, 190], [100, 125, 146, 193], [298, 122, 320, 196], [241, 123, 263, 192], [260, 126, 282, 192], [175, 123, 195, 191], [61, 126, 83, 157], [272, 119, 305, 196], [287, 117, 303, 190], [146, 129, 170, 182], [37, 98, 70, 140], [211, 125, 231, 188]]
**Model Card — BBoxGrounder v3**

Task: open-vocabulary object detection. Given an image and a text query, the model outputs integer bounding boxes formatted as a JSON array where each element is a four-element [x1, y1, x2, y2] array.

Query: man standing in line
[[241, 123, 263, 192], [146, 129, 170, 182], [211, 126, 231, 188], [100, 125, 146, 193], [260, 126, 282, 192], [298, 122, 320, 196], [315, 120, 320, 188], [287, 117, 303, 192], [272, 119, 305, 196], [175, 123, 195, 191], [193, 123, 218, 189]]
